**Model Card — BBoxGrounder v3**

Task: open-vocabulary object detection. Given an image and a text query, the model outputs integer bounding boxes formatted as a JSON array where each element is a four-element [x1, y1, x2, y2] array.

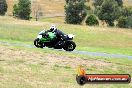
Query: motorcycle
[[34, 30, 76, 51]]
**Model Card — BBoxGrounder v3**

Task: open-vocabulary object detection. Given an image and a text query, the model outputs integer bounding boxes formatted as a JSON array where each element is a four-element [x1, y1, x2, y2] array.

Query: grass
[[0, 16, 132, 55], [0, 44, 132, 88], [34, 16, 65, 24], [2, 1, 132, 87], [77, 46, 132, 55], [1, 1, 132, 87]]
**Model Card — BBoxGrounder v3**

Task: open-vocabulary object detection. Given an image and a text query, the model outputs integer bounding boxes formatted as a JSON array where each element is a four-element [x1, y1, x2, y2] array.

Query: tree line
[[0, 0, 31, 20], [0, 0, 131, 28], [65, 0, 132, 28]]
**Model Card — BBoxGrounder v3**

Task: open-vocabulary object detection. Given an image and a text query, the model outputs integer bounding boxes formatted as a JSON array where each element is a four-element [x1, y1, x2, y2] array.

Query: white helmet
[[50, 25, 57, 32]]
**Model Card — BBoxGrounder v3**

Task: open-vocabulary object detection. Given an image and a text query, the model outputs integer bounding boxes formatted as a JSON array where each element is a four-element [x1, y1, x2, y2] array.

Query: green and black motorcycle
[[34, 30, 76, 51]]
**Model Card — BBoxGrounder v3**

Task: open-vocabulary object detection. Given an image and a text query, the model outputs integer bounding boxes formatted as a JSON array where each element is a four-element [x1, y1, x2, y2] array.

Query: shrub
[[64, 0, 87, 24], [0, 0, 8, 15], [121, 7, 132, 17], [85, 15, 99, 26], [96, 0, 121, 26], [93, 0, 104, 7], [13, 0, 31, 20], [115, 0, 123, 7], [117, 16, 132, 28]]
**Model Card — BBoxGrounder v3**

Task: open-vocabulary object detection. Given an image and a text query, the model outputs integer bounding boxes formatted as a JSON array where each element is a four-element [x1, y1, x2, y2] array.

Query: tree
[[117, 16, 132, 28], [97, 0, 121, 26], [64, 0, 87, 24], [85, 14, 99, 26], [93, 0, 123, 7], [13, 4, 19, 17], [117, 16, 127, 28], [93, 0, 104, 7], [13, 0, 31, 20], [121, 7, 132, 17], [0, 0, 8, 15], [115, 0, 123, 7], [117, 7, 132, 28]]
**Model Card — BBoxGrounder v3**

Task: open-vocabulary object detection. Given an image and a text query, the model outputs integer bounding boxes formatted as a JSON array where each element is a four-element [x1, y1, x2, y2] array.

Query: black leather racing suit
[[45, 29, 66, 47]]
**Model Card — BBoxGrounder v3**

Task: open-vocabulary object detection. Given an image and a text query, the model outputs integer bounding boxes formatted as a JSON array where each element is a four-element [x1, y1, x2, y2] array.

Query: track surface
[[0, 41, 132, 59]]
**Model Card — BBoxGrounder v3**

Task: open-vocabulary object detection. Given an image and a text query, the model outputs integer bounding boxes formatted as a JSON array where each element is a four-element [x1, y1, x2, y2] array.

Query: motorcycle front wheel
[[34, 38, 44, 48], [63, 41, 76, 51]]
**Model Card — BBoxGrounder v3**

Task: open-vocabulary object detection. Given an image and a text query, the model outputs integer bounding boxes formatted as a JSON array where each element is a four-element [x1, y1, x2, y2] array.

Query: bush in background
[[117, 7, 132, 28], [13, 0, 31, 20], [0, 0, 8, 15], [85, 15, 99, 26], [117, 16, 132, 28], [121, 7, 132, 17], [97, 0, 121, 26], [64, 0, 87, 24]]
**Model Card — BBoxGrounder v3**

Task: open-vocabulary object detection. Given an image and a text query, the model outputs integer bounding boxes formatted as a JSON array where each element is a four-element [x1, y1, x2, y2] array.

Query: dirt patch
[[0, 45, 131, 88], [0, 45, 113, 69], [46, 54, 113, 68]]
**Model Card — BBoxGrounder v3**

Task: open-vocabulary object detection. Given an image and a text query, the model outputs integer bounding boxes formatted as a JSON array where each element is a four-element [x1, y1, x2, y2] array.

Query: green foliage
[[0, 0, 8, 15], [121, 7, 132, 17], [117, 17, 132, 28], [97, 0, 121, 26], [13, 0, 31, 20], [13, 4, 19, 17], [117, 16, 132, 28], [93, 0, 123, 7], [64, 0, 87, 24], [93, 0, 104, 7], [117, 7, 132, 28], [117, 16, 127, 28], [115, 0, 123, 7], [127, 16, 132, 28], [85, 15, 99, 26]]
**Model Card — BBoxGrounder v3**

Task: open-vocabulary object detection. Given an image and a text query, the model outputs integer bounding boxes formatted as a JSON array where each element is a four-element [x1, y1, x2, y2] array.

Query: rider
[[45, 25, 65, 40], [45, 25, 66, 47]]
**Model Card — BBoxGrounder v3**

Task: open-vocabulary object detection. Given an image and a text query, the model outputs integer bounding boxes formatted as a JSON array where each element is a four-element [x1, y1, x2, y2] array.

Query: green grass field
[[1, 0, 132, 87], [0, 16, 132, 55], [0, 16, 132, 88]]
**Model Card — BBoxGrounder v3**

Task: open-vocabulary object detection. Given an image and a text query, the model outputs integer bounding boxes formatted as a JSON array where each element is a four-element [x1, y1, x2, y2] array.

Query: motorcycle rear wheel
[[63, 41, 76, 51]]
